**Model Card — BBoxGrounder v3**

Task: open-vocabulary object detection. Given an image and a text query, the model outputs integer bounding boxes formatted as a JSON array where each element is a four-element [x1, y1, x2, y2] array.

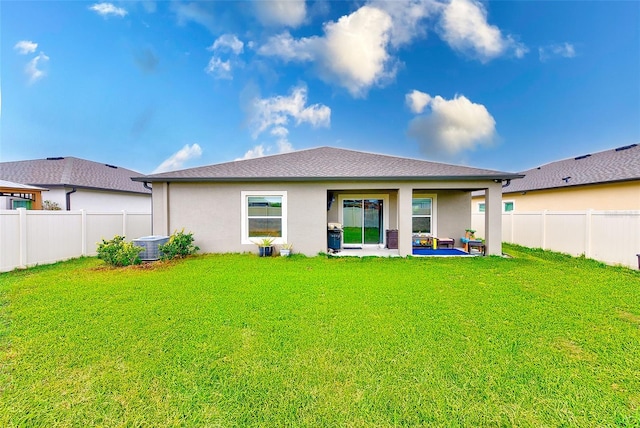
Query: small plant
[[254, 237, 275, 247], [159, 229, 199, 260], [42, 200, 62, 210], [96, 235, 142, 267], [252, 237, 275, 257], [280, 242, 293, 257]]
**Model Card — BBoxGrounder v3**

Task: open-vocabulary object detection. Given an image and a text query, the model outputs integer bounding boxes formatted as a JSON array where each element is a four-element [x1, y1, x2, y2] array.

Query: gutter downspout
[[65, 187, 77, 211], [502, 179, 511, 189]]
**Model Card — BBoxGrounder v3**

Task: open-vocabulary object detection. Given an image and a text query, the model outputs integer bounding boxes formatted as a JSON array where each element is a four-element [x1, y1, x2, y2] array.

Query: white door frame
[[338, 194, 390, 248]]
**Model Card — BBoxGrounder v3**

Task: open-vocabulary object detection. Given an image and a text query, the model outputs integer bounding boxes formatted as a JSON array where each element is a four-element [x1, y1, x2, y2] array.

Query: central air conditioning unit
[[133, 235, 170, 261]]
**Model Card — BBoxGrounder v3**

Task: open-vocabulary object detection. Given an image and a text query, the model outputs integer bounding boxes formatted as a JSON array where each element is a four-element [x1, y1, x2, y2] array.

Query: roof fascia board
[[132, 174, 524, 183]]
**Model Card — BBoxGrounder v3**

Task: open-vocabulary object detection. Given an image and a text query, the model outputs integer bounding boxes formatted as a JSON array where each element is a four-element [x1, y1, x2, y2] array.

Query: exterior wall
[[166, 182, 327, 256], [156, 179, 501, 257], [8, 187, 152, 212], [472, 181, 640, 212], [418, 190, 470, 240]]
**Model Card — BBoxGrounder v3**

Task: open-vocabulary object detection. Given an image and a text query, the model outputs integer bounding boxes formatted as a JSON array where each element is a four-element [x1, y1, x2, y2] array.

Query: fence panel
[[1, 210, 151, 272], [512, 212, 545, 249], [474, 209, 639, 268], [544, 212, 587, 256], [0, 211, 21, 272], [26, 211, 83, 266], [590, 211, 640, 268]]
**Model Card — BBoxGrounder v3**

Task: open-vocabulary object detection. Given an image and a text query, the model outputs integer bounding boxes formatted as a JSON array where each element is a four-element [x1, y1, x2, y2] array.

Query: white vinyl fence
[[473, 210, 640, 269], [0, 209, 152, 273]]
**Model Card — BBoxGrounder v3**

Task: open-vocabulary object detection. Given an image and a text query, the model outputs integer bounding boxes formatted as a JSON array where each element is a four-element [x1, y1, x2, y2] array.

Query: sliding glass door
[[342, 199, 383, 246]]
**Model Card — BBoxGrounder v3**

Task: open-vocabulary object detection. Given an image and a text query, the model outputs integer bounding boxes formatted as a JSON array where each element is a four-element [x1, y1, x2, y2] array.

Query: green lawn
[[1, 245, 639, 427]]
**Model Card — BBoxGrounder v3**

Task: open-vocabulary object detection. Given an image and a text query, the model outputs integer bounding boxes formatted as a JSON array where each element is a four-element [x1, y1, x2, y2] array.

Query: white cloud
[[319, 6, 395, 97], [153, 143, 203, 173], [250, 85, 330, 138], [25, 52, 50, 84], [439, 0, 527, 62], [539, 42, 576, 62], [255, 0, 307, 28], [259, 6, 397, 97], [209, 34, 244, 55], [257, 31, 318, 62], [205, 57, 233, 79], [240, 85, 330, 159], [206, 34, 244, 79], [172, 2, 215, 32], [89, 2, 128, 17], [238, 145, 267, 160], [405, 90, 432, 114], [14, 40, 38, 55], [407, 92, 496, 157], [369, 0, 437, 48]]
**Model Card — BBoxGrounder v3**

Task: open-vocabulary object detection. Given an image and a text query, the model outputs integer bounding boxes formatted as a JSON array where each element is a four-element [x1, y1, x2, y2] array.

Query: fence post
[[18, 208, 27, 269], [81, 210, 87, 256]]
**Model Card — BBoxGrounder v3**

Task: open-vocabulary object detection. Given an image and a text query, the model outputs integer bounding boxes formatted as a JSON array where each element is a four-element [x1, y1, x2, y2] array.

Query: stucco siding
[[164, 182, 329, 256], [473, 181, 640, 211], [155, 179, 500, 256], [431, 191, 471, 240]]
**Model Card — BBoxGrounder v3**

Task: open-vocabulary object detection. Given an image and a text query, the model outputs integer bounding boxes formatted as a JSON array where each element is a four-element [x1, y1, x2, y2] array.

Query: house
[[0, 157, 151, 212], [472, 143, 640, 212], [132, 147, 522, 257], [0, 180, 48, 210]]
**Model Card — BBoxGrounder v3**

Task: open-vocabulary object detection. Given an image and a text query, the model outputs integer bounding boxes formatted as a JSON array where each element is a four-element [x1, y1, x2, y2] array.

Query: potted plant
[[254, 237, 275, 257], [465, 229, 476, 240], [279, 242, 293, 257]]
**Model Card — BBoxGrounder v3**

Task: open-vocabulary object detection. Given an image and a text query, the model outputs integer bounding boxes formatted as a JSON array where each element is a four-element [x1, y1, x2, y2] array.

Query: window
[[478, 201, 514, 213], [503, 201, 515, 212], [12, 200, 32, 210], [412, 197, 433, 234], [241, 191, 287, 244]]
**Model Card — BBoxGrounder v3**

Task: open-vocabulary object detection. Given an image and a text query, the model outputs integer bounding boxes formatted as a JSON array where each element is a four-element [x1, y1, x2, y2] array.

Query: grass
[[343, 226, 381, 244], [1, 245, 639, 427]]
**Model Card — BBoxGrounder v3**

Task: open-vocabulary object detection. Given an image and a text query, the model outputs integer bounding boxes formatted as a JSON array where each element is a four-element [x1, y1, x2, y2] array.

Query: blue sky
[[2, 0, 639, 174]]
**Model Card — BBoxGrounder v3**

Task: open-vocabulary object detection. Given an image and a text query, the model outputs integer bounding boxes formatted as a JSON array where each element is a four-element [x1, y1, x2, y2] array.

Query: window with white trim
[[412, 197, 434, 234], [241, 191, 287, 244]]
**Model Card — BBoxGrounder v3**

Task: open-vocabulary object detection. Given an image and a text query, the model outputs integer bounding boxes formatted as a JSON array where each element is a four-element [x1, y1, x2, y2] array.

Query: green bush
[[159, 229, 199, 260], [96, 235, 142, 267]]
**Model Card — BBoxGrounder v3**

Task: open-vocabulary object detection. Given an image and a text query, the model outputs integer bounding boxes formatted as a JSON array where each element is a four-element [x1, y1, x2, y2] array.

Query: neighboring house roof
[[0, 157, 150, 194], [0, 179, 48, 192], [503, 143, 640, 194], [133, 147, 522, 183]]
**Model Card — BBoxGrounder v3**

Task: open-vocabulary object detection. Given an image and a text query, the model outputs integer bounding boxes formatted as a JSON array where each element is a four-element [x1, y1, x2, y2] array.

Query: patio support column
[[484, 181, 503, 256], [397, 185, 413, 257]]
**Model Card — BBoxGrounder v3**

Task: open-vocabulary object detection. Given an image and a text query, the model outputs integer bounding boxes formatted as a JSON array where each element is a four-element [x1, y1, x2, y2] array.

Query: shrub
[[159, 229, 199, 260], [96, 235, 142, 267], [42, 200, 62, 210]]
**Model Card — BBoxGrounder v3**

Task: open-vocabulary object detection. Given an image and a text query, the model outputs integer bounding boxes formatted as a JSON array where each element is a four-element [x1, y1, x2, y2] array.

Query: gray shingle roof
[[504, 143, 640, 193], [134, 147, 521, 182], [0, 157, 150, 194]]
